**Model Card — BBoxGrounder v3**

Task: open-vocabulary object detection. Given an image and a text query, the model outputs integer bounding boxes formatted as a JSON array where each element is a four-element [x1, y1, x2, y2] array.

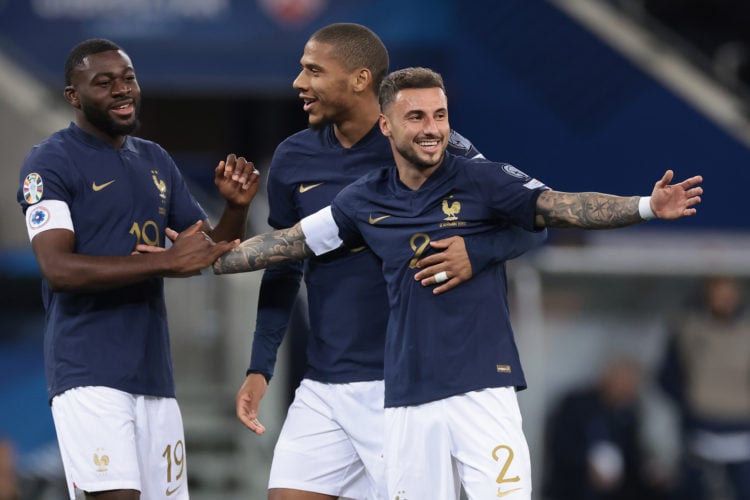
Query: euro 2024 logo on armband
[[23, 172, 44, 204]]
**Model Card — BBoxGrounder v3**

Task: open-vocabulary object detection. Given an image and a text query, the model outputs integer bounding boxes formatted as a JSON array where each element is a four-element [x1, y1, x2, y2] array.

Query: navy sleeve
[[465, 226, 548, 274], [248, 261, 304, 381]]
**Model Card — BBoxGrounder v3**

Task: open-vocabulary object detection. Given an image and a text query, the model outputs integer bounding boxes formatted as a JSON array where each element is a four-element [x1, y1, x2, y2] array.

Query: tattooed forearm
[[535, 191, 642, 229], [213, 223, 313, 274]]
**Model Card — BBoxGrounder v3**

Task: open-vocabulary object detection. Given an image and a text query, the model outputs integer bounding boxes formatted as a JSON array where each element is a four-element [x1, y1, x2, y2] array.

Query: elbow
[[36, 259, 79, 292], [42, 270, 77, 292]]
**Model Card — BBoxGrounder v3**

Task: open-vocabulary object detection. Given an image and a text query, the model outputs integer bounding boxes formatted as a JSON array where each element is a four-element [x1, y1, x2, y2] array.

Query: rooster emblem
[[442, 198, 461, 221], [94, 452, 110, 472]]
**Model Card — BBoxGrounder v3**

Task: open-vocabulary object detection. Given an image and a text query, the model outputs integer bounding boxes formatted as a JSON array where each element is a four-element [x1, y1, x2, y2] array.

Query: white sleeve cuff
[[638, 196, 656, 220], [26, 200, 74, 241], [300, 206, 343, 256]]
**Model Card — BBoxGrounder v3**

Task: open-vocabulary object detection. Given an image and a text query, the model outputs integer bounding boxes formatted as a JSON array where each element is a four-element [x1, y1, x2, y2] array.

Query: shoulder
[[276, 128, 324, 155], [21, 130, 76, 177], [447, 130, 484, 159]]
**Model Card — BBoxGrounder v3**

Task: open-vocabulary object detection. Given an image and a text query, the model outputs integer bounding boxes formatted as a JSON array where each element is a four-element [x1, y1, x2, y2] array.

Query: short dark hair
[[379, 67, 446, 111], [309, 23, 389, 92], [64, 38, 122, 85]]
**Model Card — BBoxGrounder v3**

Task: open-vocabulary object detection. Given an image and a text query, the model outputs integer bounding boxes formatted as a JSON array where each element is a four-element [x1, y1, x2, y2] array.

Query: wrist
[[638, 196, 656, 220]]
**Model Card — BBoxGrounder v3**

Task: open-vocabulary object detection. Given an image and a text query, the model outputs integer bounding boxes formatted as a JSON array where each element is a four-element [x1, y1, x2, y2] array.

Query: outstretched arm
[[535, 170, 703, 228], [213, 222, 313, 274]]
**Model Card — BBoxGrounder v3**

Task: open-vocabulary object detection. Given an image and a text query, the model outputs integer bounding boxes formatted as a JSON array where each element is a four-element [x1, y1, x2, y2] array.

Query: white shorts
[[269, 379, 386, 499], [384, 387, 531, 500], [51, 386, 189, 500]]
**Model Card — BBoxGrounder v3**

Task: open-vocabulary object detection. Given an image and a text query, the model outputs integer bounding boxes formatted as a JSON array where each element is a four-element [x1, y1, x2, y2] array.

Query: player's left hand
[[215, 153, 260, 208], [413, 235, 473, 295], [650, 169, 703, 219]]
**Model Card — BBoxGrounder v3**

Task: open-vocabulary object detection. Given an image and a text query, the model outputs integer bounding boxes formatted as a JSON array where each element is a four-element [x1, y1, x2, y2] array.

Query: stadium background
[[1, 0, 748, 498]]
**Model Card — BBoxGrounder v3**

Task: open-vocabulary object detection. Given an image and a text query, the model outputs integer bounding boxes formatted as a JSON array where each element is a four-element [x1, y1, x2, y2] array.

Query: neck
[[332, 97, 380, 148], [76, 119, 126, 149], [396, 159, 442, 191]]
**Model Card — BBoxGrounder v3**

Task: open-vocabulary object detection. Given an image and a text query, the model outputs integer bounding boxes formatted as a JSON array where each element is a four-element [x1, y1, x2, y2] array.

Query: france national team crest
[[23, 173, 44, 204], [28, 205, 50, 230]]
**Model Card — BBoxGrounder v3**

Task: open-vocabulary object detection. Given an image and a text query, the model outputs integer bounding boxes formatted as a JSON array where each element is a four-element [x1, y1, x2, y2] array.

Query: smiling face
[[379, 86, 450, 172], [292, 40, 358, 130], [64, 49, 141, 145]]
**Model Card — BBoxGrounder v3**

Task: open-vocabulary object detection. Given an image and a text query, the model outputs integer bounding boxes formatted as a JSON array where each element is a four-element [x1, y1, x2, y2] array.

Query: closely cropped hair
[[65, 38, 122, 85], [379, 67, 446, 111], [310, 23, 389, 91]]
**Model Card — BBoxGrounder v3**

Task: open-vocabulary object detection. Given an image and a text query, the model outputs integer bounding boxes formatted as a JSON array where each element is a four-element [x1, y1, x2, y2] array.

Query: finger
[[414, 263, 443, 281], [247, 417, 266, 435], [224, 153, 237, 175], [243, 168, 261, 190], [432, 277, 459, 295], [215, 160, 226, 176], [231, 156, 248, 182], [179, 220, 204, 238], [679, 175, 703, 188], [414, 253, 445, 270], [134, 244, 166, 253], [165, 227, 179, 242], [428, 238, 452, 250], [212, 239, 240, 257], [656, 169, 674, 188]]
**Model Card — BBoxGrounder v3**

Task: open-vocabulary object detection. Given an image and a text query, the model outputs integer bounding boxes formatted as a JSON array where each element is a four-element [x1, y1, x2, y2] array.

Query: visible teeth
[[419, 140, 438, 147]]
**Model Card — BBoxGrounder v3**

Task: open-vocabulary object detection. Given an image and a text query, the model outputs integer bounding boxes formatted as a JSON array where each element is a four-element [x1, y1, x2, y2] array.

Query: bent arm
[[32, 225, 231, 292]]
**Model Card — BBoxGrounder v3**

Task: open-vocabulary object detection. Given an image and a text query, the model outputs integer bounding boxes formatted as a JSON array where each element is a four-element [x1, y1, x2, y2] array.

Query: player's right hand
[[236, 373, 267, 435], [163, 221, 239, 276]]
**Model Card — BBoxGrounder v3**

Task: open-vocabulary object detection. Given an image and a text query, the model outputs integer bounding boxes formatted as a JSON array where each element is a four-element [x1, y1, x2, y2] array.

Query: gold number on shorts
[[162, 439, 186, 482], [492, 444, 520, 484], [130, 220, 161, 247], [408, 233, 431, 269]]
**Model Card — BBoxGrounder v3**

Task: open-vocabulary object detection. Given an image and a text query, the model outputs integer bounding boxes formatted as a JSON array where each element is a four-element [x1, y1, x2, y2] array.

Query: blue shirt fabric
[[17, 123, 206, 400], [330, 153, 547, 407], [251, 124, 485, 383]]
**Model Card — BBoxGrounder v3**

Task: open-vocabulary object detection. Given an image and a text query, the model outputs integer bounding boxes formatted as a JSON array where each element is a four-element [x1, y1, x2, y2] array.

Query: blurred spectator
[[658, 275, 750, 500], [543, 357, 670, 500], [0, 438, 18, 500]]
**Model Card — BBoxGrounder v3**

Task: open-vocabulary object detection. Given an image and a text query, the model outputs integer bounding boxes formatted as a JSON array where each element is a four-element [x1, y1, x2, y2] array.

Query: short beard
[[82, 99, 141, 138], [397, 144, 445, 171]]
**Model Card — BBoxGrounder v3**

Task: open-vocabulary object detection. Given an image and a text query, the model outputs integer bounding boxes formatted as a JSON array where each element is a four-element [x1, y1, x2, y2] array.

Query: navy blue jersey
[[330, 153, 548, 406], [17, 123, 206, 400], [254, 123, 482, 382]]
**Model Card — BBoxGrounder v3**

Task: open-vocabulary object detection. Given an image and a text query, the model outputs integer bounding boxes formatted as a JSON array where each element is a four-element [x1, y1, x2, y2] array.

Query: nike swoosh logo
[[497, 487, 522, 497], [368, 214, 391, 224], [165, 484, 182, 496], [92, 180, 115, 191], [299, 182, 323, 193]]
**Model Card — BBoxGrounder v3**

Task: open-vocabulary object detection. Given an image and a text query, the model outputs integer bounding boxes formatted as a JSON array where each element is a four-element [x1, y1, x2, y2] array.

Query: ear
[[379, 113, 391, 137], [351, 68, 372, 93], [64, 86, 80, 109]]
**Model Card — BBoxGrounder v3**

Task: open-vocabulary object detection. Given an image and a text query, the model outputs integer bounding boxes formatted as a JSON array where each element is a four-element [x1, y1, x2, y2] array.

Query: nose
[[422, 117, 439, 135], [112, 78, 131, 96], [292, 70, 307, 91]]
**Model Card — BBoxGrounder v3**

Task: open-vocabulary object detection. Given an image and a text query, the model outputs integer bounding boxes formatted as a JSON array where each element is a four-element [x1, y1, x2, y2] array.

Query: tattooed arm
[[213, 222, 313, 275], [535, 170, 703, 229]]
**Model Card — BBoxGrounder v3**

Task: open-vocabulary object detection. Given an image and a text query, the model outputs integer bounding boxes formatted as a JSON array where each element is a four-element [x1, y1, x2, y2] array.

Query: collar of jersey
[[325, 121, 381, 150], [390, 152, 457, 193]]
